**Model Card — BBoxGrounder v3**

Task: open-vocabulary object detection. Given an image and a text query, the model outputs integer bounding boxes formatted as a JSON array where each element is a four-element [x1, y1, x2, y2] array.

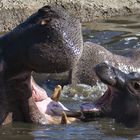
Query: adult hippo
[[80, 62, 140, 127], [71, 42, 140, 86], [0, 5, 83, 125]]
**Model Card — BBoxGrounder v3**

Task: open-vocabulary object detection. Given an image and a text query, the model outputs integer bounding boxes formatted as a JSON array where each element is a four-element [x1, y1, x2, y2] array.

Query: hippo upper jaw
[[95, 62, 128, 88]]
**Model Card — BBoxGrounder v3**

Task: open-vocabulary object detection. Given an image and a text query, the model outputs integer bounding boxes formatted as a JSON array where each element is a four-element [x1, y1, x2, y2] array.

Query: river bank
[[0, 0, 140, 31]]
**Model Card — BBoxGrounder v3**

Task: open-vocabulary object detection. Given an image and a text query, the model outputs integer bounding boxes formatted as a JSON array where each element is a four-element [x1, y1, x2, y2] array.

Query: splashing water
[[61, 81, 107, 101]]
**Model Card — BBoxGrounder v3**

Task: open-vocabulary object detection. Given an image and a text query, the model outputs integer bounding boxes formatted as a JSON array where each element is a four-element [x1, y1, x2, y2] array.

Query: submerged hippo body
[[81, 62, 140, 127], [71, 42, 140, 86], [0, 5, 83, 125]]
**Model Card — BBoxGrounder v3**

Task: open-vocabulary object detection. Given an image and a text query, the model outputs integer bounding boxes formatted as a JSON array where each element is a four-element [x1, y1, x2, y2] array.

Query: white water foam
[[61, 81, 107, 101]]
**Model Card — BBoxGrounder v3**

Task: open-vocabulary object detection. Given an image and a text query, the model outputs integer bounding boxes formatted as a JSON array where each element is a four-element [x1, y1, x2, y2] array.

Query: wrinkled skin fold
[[0, 5, 83, 125], [80, 62, 140, 127]]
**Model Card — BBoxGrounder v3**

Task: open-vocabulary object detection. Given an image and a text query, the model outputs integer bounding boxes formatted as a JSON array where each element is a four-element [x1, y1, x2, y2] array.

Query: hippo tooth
[[2, 112, 13, 125], [61, 111, 69, 124], [51, 85, 62, 102]]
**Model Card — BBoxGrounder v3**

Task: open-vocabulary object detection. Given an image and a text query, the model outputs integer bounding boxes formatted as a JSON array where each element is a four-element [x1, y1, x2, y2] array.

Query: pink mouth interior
[[95, 87, 112, 107], [31, 78, 68, 118]]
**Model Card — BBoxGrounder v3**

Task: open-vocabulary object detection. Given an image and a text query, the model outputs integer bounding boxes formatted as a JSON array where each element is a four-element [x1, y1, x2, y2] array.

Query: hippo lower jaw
[[31, 78, 80, 124], [80, 86, 113, 121]]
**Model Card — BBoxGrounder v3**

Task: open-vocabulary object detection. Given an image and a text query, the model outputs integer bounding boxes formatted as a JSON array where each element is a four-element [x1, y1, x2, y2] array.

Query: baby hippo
[[81, 62, 140, 127]]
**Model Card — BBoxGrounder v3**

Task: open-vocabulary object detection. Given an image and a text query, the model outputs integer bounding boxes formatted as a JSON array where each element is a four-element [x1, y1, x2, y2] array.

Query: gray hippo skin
[[0, 5, 83, 125], [71, 42, 140, 86], [81, 62, 140, 127]]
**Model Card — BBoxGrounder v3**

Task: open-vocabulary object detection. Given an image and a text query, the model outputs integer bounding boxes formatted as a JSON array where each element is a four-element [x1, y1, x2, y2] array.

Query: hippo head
[[0, 5, 83, 125], [81, 62, 140, 127], [2, 5, 83, 73]]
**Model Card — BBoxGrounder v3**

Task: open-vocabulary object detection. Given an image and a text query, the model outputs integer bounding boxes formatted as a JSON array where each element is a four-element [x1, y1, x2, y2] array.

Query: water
[[83, 15, 140, 55], [1, 119, 140, 140], [1, 14, 140, 140]]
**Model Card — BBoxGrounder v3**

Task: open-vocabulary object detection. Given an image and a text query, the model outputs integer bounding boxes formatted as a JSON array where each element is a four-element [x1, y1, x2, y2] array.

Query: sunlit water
[[1, 15, 140, 140]]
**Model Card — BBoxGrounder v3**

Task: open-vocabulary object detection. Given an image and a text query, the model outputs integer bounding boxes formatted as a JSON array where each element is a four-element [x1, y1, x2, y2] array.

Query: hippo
[[80, 62, 140, 127], [0, 5, 83, 125], [71, 42, 140, 86]]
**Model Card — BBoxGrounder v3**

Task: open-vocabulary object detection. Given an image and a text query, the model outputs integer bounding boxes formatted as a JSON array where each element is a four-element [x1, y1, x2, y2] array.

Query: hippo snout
[[26, 5, 83, 73], [95, 62, 127, 88]]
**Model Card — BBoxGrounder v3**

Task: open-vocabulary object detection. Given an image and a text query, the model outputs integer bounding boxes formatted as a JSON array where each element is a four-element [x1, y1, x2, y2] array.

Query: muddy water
[[1, 15, 140, 140]]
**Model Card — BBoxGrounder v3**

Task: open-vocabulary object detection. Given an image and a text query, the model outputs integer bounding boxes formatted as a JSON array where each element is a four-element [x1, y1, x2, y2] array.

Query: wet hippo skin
[[0, 5, 83, 125], [71, 42, 140, 86], [81, 62, 140, 127]]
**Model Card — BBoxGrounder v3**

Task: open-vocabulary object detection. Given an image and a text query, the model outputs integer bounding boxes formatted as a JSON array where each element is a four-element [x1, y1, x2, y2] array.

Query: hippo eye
[[127, 81, 140, 96], [41, 18, 51, 25], [133, 82, 140, 90]]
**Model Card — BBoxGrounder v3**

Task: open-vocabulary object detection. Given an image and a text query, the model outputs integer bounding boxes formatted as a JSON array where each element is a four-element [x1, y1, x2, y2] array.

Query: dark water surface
[[1, 15, 140, 140], [83, 15, 140, 55]]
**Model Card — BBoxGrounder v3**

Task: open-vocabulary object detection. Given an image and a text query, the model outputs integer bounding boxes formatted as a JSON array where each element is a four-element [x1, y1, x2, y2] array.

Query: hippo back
[[71, 42, 140, 86]]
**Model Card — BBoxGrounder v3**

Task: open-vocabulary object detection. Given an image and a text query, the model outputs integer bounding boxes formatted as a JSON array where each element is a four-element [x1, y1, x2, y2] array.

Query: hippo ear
[[38, 5, 51, 15]]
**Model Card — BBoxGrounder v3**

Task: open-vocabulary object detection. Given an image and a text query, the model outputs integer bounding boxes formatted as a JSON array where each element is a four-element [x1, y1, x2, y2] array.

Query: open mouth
[[95, 86, 112, 107], [31, 76, 114, 123], [31, 77, 81, 124], [79, 62, 119, 120], [80, 86, 113, 121]]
